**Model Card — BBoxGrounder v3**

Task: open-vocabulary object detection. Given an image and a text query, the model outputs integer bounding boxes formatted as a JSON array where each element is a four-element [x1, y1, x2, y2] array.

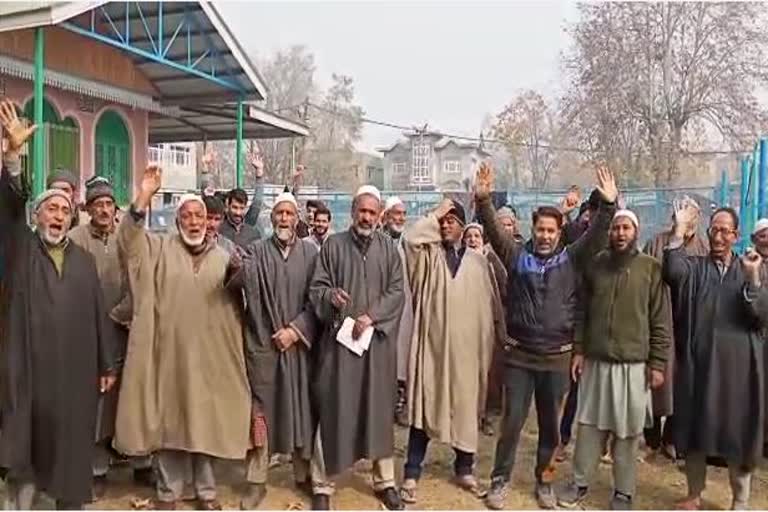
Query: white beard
[[275, 227, 295, 243], [468, 244, 483, 254], [40, 227, 66, 246], [387, 223, 405, 234], [180, 231, 206, 248]]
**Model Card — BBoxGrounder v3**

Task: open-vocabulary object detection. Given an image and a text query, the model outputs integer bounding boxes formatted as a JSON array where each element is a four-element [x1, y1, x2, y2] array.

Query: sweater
[[576, 248, 671, 371]]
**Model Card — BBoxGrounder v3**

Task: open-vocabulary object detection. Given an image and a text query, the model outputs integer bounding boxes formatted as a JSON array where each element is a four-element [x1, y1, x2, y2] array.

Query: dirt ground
[[10, 420, 768, 510]]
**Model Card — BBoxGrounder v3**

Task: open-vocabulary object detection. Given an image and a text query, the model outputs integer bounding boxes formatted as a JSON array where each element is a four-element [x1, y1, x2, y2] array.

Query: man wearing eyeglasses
[[664, 205, 768, 511]]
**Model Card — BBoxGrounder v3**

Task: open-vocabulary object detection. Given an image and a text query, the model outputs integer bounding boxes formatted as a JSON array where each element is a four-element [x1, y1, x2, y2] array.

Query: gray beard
[[180, 231, 206, 248], [354, 225, 373, 237]]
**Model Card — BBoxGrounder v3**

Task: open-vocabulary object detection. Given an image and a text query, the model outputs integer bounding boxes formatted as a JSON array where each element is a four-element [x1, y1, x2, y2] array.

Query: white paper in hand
[[336, 317, 374, 356]]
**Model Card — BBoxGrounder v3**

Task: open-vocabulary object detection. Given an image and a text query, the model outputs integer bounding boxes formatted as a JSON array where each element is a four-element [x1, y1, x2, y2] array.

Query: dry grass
[[10, 418, 768, 510]]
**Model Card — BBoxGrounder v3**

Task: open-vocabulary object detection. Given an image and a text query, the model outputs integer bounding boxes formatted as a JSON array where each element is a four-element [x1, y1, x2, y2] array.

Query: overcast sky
[[217, 1, 579, 153]]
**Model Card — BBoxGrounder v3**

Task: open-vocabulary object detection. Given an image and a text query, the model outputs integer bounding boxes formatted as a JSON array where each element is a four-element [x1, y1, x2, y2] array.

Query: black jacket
[[477, 196, 615, 359]]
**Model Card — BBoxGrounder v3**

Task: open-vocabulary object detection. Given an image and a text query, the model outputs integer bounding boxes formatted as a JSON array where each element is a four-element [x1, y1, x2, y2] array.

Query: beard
[[387, 222, 405, 234], [275, 226, 295, 243], [40, 225, 66, 246], [610, 238, 637, 255], [354, 224, 374, 237], [180, 230, 206, 248]]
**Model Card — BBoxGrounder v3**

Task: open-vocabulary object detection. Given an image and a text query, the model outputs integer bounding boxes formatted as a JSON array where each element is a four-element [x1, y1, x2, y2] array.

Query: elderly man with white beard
[[230, 192, 320, 509], [381, 196, 413, 426], [0, 99, 117, 510], [114, 165, 251, 510]]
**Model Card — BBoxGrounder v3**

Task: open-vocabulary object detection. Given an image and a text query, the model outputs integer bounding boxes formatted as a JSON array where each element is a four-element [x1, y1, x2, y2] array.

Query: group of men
[[0, 92, 767, 512]]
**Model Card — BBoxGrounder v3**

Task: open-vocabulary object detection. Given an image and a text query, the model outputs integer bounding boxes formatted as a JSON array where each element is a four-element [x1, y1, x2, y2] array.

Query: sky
[[217, 1, 580, 153]]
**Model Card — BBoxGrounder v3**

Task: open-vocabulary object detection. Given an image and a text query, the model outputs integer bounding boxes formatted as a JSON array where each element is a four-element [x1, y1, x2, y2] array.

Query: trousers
[[573, 423, 640, 496], [684, 452, 752, 509], [403, 426, 474, 480], [490, 364, 569, 484], [155, 450, 216, 502]]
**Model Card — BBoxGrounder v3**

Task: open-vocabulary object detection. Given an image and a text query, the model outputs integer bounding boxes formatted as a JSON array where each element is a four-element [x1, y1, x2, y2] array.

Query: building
[[378, 131, 491, 191], [0, 1, 308, 205], [148, 142, 197, 191]]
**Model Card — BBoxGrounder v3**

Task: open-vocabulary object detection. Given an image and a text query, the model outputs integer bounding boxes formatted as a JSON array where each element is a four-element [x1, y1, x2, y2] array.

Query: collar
[[88, 221, 115, 241], [272, 232, 297, 251], [350, 227, 373, 254], [226, 213, 243, 232], [37, 231, 70, 252]]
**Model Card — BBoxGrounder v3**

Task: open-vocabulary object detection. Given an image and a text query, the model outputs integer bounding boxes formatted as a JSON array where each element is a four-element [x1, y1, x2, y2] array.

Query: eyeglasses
[[708, 227, 737, 237]]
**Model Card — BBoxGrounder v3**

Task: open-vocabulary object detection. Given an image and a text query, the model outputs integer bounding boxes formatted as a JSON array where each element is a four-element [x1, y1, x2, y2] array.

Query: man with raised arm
[[475, 162, 617, 510], [114, 166, 251, 510], [0, 99, 116, 510], [664, 204, 768, 511]]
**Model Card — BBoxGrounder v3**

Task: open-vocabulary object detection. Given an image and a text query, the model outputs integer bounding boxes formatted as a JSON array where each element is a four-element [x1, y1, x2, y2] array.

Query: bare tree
[[493, 90, 560, 189], [563, 2, 768, 186], [306, 73, 365, 188]]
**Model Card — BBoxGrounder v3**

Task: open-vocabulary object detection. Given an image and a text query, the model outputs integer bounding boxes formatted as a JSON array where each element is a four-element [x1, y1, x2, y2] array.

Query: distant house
[[378, 131, 491, 191]]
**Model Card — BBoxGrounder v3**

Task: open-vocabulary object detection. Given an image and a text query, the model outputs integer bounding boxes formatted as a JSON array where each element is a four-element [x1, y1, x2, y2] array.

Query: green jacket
[[576, 248, 670, 371]]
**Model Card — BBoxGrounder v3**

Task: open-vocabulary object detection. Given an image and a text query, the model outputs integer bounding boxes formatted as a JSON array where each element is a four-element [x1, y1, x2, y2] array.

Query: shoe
[[454, 474, 479, 493], [400, 478, 417, 504], [240, 483, 267, 509], [374, 487, 404, 510], [555, 443, 571, 463], [311, 494, 330, 510], [556, 481, 588, 509], [610, 492, 633, 510], [485, 479, 507, 510], [535, 482, 557, 510], [92, 475, 107, 502], [198, 499, 222, 511], [133, 467, 156, 487], [152, 500, 177, 510], [479, 417, 495, 436], [661, 443, 677, 461]]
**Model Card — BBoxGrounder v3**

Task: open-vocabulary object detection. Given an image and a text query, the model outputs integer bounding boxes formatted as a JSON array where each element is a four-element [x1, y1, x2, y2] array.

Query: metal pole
[[719, 169, 729, 207], [759, 138, 767, 218], [236, 98, 243, 188], [33, 27, 45, 196], [753, 144, 760, 230], [740, 157, 749, 253]]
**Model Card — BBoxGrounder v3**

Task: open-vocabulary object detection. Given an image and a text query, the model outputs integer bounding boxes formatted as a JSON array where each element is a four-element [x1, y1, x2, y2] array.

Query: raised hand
[[474, 162, 493, 200], [140, 165, 162, 196], [249, 145, 264, 178], [594, 165, 618, 203], [742, 248, 763, 285], [0, 99, 36, 157], [672, 197, 699, 236]]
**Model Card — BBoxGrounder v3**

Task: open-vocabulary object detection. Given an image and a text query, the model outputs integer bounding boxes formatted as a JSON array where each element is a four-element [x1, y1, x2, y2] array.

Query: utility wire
[[279, 100, 751, 157]]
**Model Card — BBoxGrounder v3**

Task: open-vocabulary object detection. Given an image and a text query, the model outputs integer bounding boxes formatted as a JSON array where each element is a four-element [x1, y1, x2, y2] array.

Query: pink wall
[[3, 75, 148, 198]]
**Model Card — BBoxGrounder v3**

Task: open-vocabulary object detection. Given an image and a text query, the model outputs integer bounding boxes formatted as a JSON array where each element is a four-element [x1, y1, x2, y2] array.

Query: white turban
[[384, 196, 404, 212], [463, 222, 484, 235], [175, 193, 206, 214], [34, 189, 73, 212], [753, 218, 768, 236], [613, 209, 639, 229], [274, 191, 298, 210], [355, 185, 381, 202]]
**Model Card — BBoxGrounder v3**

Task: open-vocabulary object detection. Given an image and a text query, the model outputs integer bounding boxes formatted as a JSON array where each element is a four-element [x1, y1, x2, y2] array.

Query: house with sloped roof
[[0, 1, 307, 204], [377, 131, 491, 191]]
